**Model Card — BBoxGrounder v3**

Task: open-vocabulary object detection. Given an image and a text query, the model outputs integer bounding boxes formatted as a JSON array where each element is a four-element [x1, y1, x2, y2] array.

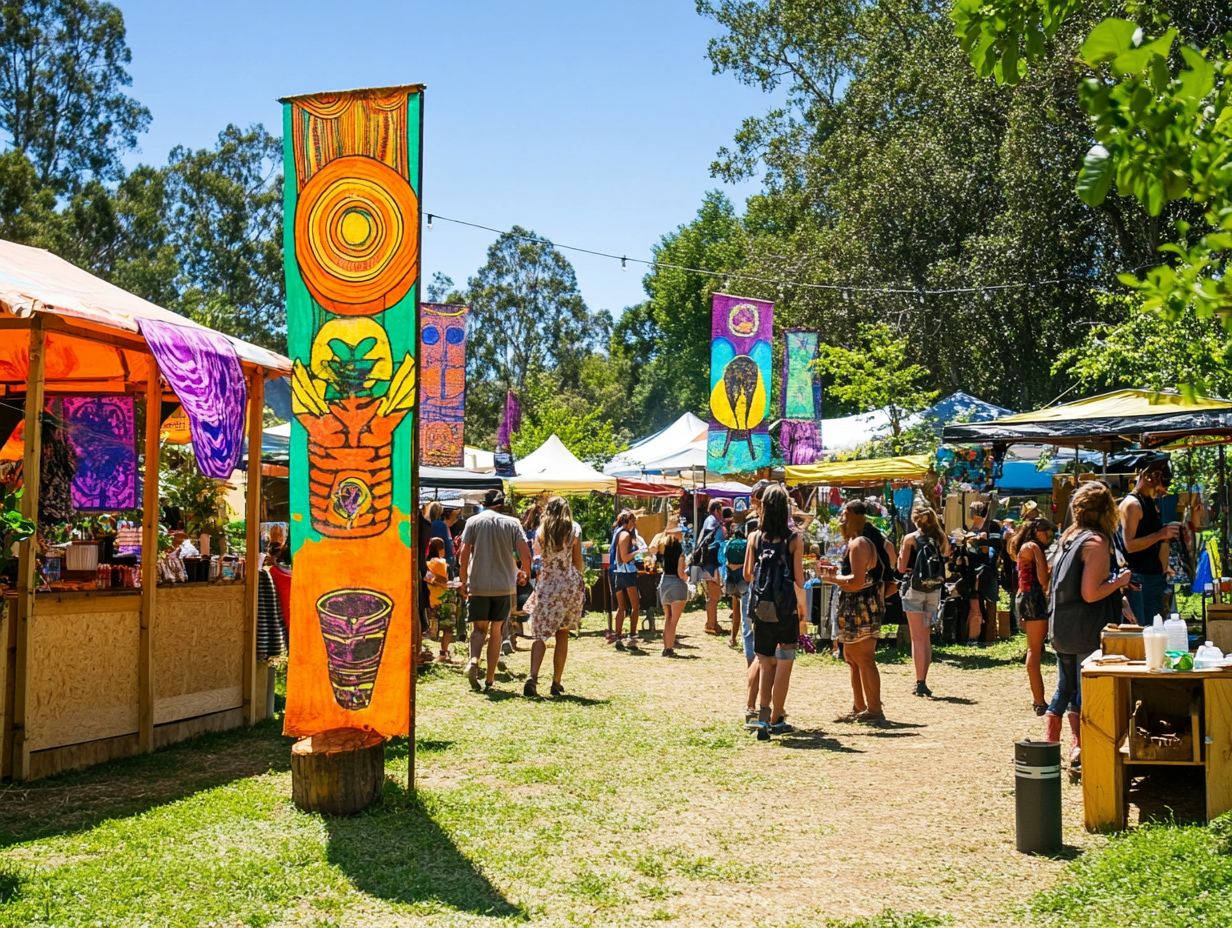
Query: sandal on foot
[[833, 710, 864, 723]]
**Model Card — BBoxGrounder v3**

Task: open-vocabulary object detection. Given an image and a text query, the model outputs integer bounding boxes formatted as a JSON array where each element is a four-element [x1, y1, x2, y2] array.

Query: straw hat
[[1020, 500, 1040, 520]]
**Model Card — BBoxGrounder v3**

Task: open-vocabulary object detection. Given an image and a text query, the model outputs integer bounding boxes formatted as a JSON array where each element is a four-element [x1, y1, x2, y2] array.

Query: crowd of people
[[422, 461, 1183, 770]]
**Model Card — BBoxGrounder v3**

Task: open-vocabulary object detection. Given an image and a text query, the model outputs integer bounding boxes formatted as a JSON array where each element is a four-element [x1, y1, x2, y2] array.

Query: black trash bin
[[1015, 739, 1062, 853]]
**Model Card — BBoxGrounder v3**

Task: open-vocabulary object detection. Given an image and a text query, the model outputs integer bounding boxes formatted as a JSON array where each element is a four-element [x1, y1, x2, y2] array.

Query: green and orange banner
[[281, 86, 423, 737]]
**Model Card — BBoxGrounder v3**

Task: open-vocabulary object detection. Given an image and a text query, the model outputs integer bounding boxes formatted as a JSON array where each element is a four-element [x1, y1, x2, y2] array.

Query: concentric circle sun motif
[[295, 156, 419, 315], [728, 303, 760, 337]]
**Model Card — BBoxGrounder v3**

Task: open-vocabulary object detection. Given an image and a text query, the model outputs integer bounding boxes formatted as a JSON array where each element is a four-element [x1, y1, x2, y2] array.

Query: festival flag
[[282, 85, 423, 738], [418, 303, 469, 466], [707, 293, 774, 473], [780, 329, 822, 465]]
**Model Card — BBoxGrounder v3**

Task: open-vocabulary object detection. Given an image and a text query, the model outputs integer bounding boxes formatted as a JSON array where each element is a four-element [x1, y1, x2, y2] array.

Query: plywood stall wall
[[26, 595, 141, 751], [154, 585, 245, 724]]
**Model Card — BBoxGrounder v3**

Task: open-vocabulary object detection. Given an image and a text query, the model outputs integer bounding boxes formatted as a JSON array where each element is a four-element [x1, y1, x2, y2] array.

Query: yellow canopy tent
[[785, 454, 932, 487]]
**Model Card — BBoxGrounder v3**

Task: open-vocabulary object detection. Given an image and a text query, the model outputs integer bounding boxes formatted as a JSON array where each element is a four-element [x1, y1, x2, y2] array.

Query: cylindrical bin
[[1015, 739, 1062, 854]]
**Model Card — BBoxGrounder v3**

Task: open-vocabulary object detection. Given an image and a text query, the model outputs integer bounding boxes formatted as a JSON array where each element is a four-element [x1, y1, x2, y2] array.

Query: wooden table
[[1081, 660, 1232, 830]]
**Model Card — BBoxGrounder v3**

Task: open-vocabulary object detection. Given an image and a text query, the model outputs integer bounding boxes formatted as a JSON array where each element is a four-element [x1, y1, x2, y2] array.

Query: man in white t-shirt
[[459, 489, 532, 692]]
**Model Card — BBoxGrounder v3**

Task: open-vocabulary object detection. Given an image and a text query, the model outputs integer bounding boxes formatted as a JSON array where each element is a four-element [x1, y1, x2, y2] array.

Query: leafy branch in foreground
[[952, 2, 1232, 357]]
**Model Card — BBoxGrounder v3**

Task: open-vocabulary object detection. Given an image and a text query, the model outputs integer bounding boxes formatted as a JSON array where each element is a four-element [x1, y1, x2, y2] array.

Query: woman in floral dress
[[524, 496, 586, 697]]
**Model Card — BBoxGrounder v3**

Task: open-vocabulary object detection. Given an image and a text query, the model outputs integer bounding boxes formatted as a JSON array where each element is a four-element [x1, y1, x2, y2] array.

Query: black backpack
[[910, 533, 946, 592], [748, 534, 797, 623]]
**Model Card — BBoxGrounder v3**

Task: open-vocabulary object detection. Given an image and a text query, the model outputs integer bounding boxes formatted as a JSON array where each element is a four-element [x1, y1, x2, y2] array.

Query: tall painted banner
[[418, 303, 468, 466], [780, 330, 822, 465], [282, 86, 423, 737], [707, 293, 774, 473]]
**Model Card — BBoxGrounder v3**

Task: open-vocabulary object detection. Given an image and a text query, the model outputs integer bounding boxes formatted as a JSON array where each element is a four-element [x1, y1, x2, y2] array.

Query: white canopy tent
[[508, 434, 617, 495], [604, 412, 708, 476]]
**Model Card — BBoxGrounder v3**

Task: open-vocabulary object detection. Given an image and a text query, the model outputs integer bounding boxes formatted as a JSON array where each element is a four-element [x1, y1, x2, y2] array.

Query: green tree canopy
[[464, 227, 597, 441], [0, 0, 149, 192]]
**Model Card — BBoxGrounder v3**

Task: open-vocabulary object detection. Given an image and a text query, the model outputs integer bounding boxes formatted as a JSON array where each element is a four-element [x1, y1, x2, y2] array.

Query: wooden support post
[[138, 357, 161, 753], [1081, 674, 1127, 831], [1206, 678, 1232, 821], [11, 319, 45, 780], [242, 371, 264, 725]]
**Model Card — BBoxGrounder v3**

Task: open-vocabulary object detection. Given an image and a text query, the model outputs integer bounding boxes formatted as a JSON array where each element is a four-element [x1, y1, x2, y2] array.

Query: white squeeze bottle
[[1144, 615, 1168, 671], [1196, 641, 1224, 670], [1164, 613, 1189, 653]]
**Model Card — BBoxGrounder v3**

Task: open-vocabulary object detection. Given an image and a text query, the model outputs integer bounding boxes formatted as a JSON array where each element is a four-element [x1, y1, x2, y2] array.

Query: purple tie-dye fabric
[[497, 391, 522, 448], [781, 420, 822, 465], [61, 396, 137, 509], [140, 319, 247, 478]]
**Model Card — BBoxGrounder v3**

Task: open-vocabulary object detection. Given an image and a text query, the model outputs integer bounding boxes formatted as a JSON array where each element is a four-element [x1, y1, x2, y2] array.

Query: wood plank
[[12, 319, 45, 780], [242, 371, 263, 724], [1206, 678, 1232, 820], [1081, 673, 1126, 831], [138, 356, 160, 753]]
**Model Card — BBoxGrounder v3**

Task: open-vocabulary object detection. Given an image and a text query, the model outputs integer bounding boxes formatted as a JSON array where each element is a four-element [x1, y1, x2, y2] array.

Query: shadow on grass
[[385, 738, 455, 761], [776, 730, 865, 753], [1127, 767, 1207, 825], [933, 648, 1024, 670], [0, 719, 292, 847], [928, 695, 978, 706], [325, 782, 525, 918]]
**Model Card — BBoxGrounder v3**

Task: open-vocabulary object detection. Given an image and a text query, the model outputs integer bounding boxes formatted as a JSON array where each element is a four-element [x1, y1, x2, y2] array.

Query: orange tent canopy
[[0, 238, 289, 393]]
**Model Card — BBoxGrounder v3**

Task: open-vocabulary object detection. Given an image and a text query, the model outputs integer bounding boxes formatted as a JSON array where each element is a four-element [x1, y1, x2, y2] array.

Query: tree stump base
[[290, 727, 385, 815]]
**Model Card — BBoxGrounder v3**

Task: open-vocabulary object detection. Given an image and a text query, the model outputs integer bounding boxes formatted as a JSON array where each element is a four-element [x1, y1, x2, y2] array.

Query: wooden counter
[[4, 581, 266, 780], [1081, 661, 1232, 830]]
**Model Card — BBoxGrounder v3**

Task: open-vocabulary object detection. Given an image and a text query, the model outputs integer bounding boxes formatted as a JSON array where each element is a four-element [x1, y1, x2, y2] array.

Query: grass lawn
[[0, 611, 1227, 927]]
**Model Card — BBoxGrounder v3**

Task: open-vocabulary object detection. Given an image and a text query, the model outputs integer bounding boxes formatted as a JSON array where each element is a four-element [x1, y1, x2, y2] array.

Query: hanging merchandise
[[62, 396, 137, 510], [39, 405, 77, 525]]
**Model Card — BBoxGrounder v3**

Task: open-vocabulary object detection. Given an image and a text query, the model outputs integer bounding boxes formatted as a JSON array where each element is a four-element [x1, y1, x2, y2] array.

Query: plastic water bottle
[[1195, 641, 1225, 670], [1164, 613, 1189, 653]]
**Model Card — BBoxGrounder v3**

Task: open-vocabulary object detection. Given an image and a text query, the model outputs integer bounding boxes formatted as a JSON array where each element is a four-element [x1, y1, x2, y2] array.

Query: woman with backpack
[[609, 510, 642, 651], [1007, 517, 1056, 715], [741, 484, 805, 740], [820, 500, 885, 723], [723, 523, 749, 651], [897, 507, 951, 697], [1045, 483, 1132, 771]]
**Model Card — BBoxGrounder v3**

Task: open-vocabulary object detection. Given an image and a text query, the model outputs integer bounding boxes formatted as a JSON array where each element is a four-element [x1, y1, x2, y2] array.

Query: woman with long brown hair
[[821, 500, 885, 723], [1007, 516, 1056, 715], [523, 496, 585, 697], [897, 507, 950, 697], [1045, 483, 1131, 770]]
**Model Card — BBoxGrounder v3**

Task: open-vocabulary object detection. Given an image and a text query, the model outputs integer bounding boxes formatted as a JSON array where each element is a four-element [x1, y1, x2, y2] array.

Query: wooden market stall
[[0, 239, 291, 780]]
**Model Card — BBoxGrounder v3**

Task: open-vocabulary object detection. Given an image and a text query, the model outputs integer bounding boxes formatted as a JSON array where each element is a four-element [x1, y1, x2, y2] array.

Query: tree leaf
[[1076, 145, 1114, 206], [1079, 18, 1138, 67], [1112, 28, 1177, 76]]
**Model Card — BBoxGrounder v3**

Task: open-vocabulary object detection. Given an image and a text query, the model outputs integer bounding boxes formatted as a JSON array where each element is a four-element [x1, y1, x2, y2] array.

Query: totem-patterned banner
[[707, 293, 774, 473], [140, 319, 247, 479], [418, 303, 468, 466], [780, 329, 822, 465], [61, 396, 137, 510], [282, 85, 423, 738]]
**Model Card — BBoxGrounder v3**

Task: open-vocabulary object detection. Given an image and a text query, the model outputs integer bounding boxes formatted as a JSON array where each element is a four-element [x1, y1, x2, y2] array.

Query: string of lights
[[424, 211, 1149, 301]]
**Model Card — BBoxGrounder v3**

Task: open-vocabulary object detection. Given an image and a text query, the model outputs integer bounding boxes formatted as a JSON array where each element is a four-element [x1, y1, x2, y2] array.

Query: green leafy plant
[[0, 488, 37, 578]]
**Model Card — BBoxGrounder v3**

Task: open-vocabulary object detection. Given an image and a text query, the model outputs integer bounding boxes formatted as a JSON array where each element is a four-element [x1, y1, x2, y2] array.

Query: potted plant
[[0, 488, 37, 585]]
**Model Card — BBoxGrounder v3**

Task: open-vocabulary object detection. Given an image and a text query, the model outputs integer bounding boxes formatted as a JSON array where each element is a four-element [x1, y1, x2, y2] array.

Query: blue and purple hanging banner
[[707, 293, 773, 473], [780, 329, 822, 465]]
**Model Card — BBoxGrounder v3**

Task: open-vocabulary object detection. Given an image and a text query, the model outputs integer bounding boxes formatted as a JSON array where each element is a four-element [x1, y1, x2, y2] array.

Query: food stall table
[[1081, 661, 1232, 830]]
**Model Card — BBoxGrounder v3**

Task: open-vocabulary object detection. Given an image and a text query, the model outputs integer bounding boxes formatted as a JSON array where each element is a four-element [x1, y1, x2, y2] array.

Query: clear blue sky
[[118, 1, 774, 316]]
